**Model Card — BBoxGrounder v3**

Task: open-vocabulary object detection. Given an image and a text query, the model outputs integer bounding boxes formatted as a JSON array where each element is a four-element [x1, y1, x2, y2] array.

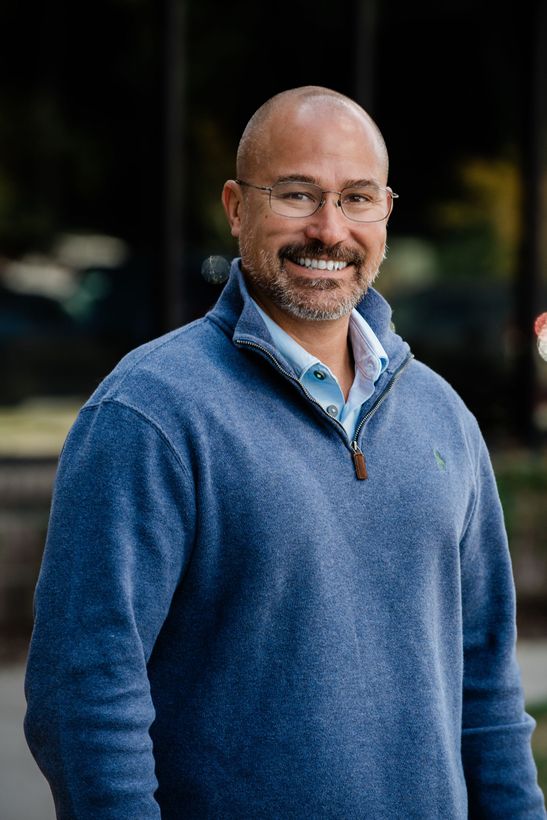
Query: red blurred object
[[534, 313, 547, 337]]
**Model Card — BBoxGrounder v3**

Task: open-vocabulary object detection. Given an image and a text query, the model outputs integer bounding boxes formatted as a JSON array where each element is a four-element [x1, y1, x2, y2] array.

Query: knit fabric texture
[[25, 260, 546, 818]]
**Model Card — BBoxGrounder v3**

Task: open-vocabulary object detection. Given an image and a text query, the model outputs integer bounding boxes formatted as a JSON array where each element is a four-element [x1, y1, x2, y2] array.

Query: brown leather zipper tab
[[352, 448, 368, 480]]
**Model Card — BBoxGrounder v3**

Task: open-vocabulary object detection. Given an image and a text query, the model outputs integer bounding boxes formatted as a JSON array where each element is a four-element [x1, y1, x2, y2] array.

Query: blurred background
[[0, 0, 546, 816]]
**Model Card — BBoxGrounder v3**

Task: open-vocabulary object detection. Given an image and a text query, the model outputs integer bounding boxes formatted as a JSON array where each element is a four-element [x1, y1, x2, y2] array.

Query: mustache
[[279, 241, 365, 267]]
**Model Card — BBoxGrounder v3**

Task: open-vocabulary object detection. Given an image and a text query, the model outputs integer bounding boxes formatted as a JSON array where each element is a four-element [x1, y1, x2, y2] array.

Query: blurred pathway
[[517, 639, 547, 705], [1, 641, 547, 819], [0, 664, 55, 820]]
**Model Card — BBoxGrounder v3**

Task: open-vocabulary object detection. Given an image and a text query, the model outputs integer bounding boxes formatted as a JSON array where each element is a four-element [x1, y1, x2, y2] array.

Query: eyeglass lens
[[269, 181, 392, 222]]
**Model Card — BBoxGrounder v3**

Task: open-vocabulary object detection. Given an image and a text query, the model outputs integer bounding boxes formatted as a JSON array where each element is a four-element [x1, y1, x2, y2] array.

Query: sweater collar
[[208, 258, 410, 374]]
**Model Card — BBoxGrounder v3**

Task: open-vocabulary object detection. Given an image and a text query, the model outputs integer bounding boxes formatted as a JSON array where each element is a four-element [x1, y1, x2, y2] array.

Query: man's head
[[222, 86, 394, 322]]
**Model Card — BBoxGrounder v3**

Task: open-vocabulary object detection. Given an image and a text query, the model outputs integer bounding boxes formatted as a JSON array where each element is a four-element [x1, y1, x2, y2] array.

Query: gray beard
[[264, 274, 371, 320]]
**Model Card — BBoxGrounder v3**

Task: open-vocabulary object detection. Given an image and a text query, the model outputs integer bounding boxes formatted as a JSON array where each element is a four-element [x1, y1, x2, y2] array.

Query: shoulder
[[406, 358, 471, 411], [85, 314, 234, 409], [57, 316, 235, 478]]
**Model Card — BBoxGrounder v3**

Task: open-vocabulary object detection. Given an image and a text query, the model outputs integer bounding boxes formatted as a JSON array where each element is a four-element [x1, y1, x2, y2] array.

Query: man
[[25, 87, 545, 818]]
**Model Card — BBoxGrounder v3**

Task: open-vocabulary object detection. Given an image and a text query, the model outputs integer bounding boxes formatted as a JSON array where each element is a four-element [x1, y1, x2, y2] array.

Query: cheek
[[241, 212, 272, 240], [357, 231, 387, 264], [356, 224, 387, 245]]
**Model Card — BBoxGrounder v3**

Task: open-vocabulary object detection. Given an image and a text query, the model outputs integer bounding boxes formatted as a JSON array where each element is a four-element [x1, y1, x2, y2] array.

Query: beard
[[239, 238, 385, 321]]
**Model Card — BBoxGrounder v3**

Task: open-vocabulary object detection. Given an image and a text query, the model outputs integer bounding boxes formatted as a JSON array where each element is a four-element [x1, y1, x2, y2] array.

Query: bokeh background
[[1, 0, 546, 816]]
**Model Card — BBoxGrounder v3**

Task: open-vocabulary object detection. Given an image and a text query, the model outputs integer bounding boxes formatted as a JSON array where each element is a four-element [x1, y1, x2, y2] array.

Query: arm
[[460, 433, 545, 818], [24, 399, 195, 819]]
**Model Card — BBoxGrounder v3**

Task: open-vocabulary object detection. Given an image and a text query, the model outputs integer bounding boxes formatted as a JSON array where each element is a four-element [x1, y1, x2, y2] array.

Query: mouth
[[281, 251, 355, 276], [278, 242, 364, 280]]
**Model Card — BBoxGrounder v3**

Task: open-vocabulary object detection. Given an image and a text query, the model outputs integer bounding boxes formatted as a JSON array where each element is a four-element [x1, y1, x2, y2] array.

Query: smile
[[295, 257, 349, 271]]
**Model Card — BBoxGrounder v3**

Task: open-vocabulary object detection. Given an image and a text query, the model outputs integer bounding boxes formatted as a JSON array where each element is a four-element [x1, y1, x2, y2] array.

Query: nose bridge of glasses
[[318, 189, 344, 212]]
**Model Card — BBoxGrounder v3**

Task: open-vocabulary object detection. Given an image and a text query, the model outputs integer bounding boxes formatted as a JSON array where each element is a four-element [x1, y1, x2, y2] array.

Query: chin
[[270, 275, 374, 321]]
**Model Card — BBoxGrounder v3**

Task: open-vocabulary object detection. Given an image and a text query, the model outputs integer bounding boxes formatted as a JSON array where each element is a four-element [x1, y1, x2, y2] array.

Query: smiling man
[[25, 87, 545, 818]]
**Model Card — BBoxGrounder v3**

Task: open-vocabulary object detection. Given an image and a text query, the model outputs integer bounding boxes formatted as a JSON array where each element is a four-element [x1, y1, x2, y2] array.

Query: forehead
[[257, 99, 386, 186]]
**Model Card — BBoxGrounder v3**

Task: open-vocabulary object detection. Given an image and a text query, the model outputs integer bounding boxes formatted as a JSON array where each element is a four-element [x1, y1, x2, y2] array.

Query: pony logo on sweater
[[433, 449, 446, 471]]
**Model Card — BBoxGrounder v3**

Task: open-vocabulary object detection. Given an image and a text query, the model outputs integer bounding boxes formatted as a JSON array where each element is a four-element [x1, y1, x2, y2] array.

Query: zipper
[[234, 337, 413, 480], [349, 353, 414, 479], [234, 339, 349, 440]]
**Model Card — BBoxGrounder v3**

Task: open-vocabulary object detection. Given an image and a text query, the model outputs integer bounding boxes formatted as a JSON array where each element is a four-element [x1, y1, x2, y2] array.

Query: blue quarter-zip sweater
[[25, 260, 545, 818]]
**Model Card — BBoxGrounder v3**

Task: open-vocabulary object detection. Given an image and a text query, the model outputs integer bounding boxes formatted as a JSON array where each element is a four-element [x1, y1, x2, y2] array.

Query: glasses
[[236, 178, 398, 223]]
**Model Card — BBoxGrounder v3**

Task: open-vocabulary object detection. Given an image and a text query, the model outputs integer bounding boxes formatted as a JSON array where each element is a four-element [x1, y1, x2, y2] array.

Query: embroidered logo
[[433, 449, 446, 471]]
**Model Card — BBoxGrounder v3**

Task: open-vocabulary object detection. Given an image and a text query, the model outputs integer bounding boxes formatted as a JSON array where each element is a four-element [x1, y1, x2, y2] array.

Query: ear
[[222, 180, 244, 238]]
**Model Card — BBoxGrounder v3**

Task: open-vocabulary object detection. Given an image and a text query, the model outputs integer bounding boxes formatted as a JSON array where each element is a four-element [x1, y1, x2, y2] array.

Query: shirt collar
[[212, 259, 411, 377], [350, 310, 389, 382], [251, 298, 389, 384]]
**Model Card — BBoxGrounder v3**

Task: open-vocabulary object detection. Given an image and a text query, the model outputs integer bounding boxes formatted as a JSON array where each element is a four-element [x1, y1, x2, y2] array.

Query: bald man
[[25, 87, 545, 818]]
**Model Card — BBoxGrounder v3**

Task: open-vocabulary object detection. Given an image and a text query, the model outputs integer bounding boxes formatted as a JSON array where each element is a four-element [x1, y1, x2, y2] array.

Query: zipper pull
[[351, 442, 368, 480]]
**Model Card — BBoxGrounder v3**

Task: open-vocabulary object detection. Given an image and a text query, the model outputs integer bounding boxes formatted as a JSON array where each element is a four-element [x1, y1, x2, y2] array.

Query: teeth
[[296, 257, 348, 271]]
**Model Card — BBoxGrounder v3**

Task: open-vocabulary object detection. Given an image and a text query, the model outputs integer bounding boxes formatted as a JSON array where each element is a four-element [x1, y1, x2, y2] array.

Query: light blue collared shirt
[[252, 300, 389, 440]]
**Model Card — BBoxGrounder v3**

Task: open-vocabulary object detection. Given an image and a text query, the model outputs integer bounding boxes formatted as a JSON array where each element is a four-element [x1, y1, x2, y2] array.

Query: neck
[[251, 291, 355, 400]]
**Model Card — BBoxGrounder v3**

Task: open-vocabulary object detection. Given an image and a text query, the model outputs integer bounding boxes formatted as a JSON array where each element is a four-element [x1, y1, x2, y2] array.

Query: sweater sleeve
[[24, 399, 196, 819], [460, 432, 546, 818]]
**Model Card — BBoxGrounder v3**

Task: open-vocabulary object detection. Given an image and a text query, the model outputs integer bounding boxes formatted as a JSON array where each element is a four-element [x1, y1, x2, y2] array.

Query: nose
[[303, 193, 351, 247]]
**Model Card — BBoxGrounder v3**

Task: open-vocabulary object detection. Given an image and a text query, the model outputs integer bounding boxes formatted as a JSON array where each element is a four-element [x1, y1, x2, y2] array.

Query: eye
[[272, 182, 321, 206], [283, 190, 314, 202], [342, 189, 377, 205], [275, 188, 318, 203]]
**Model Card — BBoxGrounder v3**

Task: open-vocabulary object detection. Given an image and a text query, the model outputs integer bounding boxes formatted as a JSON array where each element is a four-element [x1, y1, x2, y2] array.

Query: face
[[223, 100, 389, 323]]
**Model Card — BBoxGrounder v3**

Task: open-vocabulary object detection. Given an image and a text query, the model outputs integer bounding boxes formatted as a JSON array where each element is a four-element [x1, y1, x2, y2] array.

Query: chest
[[182, 372, 472, 604]]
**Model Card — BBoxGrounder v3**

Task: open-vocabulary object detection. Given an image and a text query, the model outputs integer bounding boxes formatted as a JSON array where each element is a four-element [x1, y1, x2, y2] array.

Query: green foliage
[[528, 703, 547, 795], [494, 451, 547, 558]]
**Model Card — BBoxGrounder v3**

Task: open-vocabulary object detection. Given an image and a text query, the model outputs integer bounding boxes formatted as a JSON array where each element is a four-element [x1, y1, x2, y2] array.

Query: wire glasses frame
[[235, 178, 399, 223]]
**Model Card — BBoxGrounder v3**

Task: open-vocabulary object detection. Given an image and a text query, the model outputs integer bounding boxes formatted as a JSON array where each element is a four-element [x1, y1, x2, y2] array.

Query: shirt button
[[313, 369, 326, 380], [326, 404, 338, 417], [365, 359, 376, 377]]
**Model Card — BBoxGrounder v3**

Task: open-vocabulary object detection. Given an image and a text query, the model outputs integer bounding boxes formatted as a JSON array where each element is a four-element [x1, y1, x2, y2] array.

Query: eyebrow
[[274, 174, 381, 189], [344, 178, 381, 190], [275, 174, 317, 184]]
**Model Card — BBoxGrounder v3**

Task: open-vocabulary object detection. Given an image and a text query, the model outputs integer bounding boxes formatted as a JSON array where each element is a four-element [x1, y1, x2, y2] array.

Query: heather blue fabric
[[25, 259, 545, 818], [252, 299, 388, 439]]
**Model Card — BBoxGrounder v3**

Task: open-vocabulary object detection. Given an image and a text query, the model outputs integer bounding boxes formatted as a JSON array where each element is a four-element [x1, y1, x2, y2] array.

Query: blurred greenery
[[529, 702, 547, 795], [495, 451, 547, 496], [494, 450, 547, 558], [493, 450, 547, 635], [433, 157, 522, 280]]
